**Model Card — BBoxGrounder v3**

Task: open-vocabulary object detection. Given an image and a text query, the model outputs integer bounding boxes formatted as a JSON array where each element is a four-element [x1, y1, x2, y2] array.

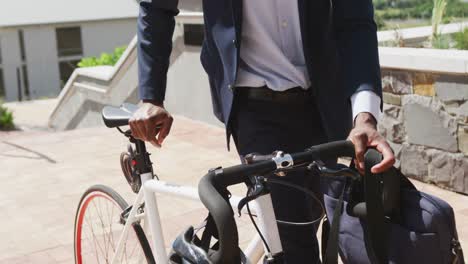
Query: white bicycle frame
[[111, 171, 283, 264]]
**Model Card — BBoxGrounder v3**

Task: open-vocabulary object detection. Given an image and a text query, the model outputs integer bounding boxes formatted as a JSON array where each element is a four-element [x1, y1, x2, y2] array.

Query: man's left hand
[[348, 112, 395, 174]]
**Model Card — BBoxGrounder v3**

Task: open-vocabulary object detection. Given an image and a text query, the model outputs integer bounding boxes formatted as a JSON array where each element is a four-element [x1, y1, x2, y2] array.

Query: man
[[130, 0, 395, 262]]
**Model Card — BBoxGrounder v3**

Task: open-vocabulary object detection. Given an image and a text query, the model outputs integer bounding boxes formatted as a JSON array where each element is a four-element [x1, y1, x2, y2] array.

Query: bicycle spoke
[[84, 212, 104, 264], [75, 187, 151, 264], [92, 199, 111, 260], [106, 198, 116, 252]]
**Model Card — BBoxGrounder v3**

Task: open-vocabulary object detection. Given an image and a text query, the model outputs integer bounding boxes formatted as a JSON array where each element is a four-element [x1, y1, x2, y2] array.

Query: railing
[[377, 21, 468, 46]]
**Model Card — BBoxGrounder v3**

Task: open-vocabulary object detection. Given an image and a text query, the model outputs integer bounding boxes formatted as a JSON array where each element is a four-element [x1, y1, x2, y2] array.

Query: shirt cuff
[[350, 90, 382, 122]]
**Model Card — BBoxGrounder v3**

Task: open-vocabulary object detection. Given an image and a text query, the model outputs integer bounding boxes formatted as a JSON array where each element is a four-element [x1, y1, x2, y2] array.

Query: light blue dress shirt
[[234, 0, 381, 120]]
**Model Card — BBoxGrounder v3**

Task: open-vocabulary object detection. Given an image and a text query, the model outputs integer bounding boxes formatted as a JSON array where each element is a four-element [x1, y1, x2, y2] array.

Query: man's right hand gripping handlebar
[[129, 100, 174, 148]]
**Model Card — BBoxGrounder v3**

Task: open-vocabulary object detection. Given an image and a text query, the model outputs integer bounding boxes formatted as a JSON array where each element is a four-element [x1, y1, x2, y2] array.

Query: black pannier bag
[[322, 149, 465, 264]]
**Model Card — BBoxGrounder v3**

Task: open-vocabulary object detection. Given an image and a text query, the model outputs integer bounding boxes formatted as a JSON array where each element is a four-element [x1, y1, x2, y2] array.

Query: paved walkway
[[0, 116, 467, 263], [3, 99, 58, 131]]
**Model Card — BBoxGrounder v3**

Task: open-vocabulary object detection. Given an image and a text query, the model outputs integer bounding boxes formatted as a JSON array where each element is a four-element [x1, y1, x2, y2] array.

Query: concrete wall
[[0, 29, 22, 101], [378, 69, 468, 194], [0, 18, 137, 102], [165, 46, 222, 127], [81, 18, 136, 57], [22, 26, 61, 98]]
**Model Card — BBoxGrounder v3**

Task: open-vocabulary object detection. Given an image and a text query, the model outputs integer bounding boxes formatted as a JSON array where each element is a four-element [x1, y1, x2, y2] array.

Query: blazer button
[[228, 84, 234, 91]]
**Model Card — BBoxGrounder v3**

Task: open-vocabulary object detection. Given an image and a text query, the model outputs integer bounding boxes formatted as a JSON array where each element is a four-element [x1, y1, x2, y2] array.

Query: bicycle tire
[[74, 184, 155, 264]]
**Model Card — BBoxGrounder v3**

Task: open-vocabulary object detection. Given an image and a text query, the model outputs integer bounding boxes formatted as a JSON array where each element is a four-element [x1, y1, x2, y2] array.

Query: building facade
[[0, 0, 139, 102], [0, 19, 137, 102]]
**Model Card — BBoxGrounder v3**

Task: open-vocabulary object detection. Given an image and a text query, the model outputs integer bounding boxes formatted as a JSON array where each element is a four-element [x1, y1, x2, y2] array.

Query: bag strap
[[323, 179, 347, 264], [362, 149, 389, 264], [321, 217, 330, 259], [200, 214, 217, 252]]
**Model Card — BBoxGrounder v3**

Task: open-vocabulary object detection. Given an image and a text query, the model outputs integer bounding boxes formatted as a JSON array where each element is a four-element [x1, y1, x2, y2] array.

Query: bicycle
[[74, 103, 369, 264]]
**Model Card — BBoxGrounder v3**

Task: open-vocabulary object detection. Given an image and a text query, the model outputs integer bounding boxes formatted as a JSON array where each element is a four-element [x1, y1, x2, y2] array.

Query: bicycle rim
[[74, 185, 154, 264]]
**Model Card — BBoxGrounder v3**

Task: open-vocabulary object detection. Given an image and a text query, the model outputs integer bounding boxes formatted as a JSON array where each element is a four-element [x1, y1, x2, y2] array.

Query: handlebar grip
[[350, 148, 400, 218], [198, 171, 240, 264], [312, 140, 355, 159], [294, 140, 355, 164]]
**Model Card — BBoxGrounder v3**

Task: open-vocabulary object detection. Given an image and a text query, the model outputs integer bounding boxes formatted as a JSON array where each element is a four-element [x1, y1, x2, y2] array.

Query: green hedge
[[374, 0, 467, 20], [77, 46, 127, 68]]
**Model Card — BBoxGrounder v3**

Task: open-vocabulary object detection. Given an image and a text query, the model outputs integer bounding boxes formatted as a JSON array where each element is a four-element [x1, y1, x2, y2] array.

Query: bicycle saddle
[[102, 103, 138, 128]]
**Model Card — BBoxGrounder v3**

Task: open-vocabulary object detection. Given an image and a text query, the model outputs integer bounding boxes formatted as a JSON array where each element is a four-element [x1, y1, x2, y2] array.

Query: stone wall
[[378, 69, 468, 194]]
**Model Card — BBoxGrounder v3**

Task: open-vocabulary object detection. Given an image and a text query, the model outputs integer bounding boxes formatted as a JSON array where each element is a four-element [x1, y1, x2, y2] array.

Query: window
[[18, 30, 30, 99], [19, 30, 26, 61], [56, 27, 83, 57], [0, 39, 3, 65], [184, 24, 204, 46], [0, 68, 4, 98], [59, 60, 80, 87], [22, 65, 30, 97], [56, 27, 83, 87]]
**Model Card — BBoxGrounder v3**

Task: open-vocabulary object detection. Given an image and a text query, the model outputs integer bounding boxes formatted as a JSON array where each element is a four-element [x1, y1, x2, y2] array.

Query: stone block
[[403, 95, 458, 152], [383, 92, 402, 106], [435, 75, 468, 102], [428, 150, 468, 193], [413, 73, 435, 97], [400, 144, 429, 180], [428, 150, 456, 187], [388, 141, 402, 169], [446, 101, 468, 123], [378, 104, 405, 143], [383, 103, 402, 119], [452, 158, 468, 194], [458, 101, 468, 123], [381, 71, 412, 94], [414, 85, 435, 97], [445, 101, 461, 116], [458, 125, 468, 156]]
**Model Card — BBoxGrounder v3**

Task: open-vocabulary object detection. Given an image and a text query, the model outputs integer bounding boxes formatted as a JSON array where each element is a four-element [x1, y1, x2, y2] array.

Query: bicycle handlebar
[[198, 140, 356, 264]]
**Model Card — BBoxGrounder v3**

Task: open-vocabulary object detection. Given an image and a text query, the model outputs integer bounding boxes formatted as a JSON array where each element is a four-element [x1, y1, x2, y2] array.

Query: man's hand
[[129, 101, 173, 148], [348, 112, 395, 174]]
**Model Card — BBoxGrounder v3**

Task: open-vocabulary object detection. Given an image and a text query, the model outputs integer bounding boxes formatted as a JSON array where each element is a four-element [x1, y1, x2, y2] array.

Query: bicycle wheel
[[74, 185, 155, 264]]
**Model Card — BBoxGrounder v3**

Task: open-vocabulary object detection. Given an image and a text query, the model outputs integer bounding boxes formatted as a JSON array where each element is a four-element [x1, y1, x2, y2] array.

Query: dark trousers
[[231, 89, 328, 263]]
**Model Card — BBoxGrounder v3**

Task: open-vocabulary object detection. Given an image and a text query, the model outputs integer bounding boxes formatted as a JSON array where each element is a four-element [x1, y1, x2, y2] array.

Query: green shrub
[[0, 104, 14, 130], [431, 34, 451, 49], [454, 28, 468, 50], [375, 12, 387, 30], [77, 46, 127, 68]]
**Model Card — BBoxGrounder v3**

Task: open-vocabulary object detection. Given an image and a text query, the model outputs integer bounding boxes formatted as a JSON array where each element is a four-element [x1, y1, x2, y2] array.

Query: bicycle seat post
[[130, 137, 153, 175]]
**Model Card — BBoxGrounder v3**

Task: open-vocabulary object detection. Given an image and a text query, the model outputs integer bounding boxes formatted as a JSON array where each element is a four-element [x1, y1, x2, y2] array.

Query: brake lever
[[309, 161, 361, 180], [237, 176, 269, 217]]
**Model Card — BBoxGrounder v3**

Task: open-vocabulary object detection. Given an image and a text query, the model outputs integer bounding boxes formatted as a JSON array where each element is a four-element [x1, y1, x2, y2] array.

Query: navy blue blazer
[[137, 0, 382, 143]]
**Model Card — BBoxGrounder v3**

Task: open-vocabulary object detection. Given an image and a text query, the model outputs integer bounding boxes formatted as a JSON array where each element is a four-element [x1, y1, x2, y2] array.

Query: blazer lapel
[[231, 0, 243, 42]]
